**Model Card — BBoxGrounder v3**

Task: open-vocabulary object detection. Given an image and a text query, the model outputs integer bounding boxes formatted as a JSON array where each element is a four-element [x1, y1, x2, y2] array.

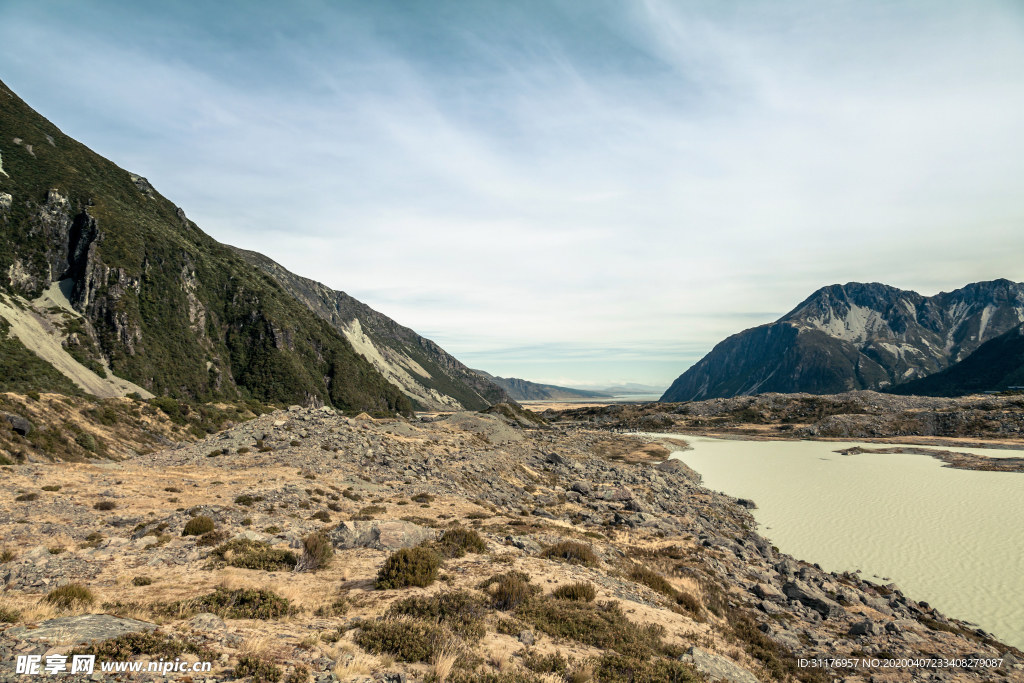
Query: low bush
[[592, 652, 700, 683], [177, 588, 291, 620], [309, 511, 331, 522], [263, 526, 282, 534], [163, 487, 181, 493], [375, 547, 440, 589], [235, 655, 282, 683], [284, 663, 309, 683], [211, 539, 298, 571], [521, 650, 569, 675], [15, 493, 39, 502], [313, 597, 349, 618], [628, 566, 676, 597], [0, 606, 21, 623], [352, 504, 386, 520], [552, 582, 596, 602], [41, 485, 61, 492], [44, 584, 95, 609], [182, 515, 216, 536], [355, 618, 448, 663], [0, 548, 16, 562], [412, 493, 434, 504], [93, 500, 116, 511], [433, 527, 487, 559], [69, 631, 209, 662], [235, 494, 264, 507], [296, 532, 334, 572], [480, 571, 539, 611], [132, 576, 153, 587], [515, 598, 666, 660], [196, 530, 228, 547], [388, 591, 487, 640], [539, 541, 597, 567]]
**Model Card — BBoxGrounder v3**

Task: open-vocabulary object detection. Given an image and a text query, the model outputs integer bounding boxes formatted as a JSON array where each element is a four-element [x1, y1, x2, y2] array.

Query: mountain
[[227, 247, 513, 411], [661, 280, 1024, 401], [0, 78, 410, 414], [473, 371, 613, 401], [888, 323, 1024, 397]]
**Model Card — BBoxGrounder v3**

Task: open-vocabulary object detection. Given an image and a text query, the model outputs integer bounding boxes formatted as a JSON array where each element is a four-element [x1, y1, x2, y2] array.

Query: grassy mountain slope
[[226, 246, 513, 411], [0, 79, 410, 415], [889, 324, 1024, 397]]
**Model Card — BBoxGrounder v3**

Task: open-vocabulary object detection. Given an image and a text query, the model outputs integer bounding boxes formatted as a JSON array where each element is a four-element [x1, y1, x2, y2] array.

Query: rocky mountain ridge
[[662, 280, 1024, 401], [227, 247, 512, 412], [472, 370, 612, 401]]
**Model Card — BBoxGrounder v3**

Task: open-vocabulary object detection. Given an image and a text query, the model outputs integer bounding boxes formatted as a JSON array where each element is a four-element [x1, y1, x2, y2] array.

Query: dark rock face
[[782, 580, 846, 618], [1, 412, 32, 436], [662, 280, 1024, 400]]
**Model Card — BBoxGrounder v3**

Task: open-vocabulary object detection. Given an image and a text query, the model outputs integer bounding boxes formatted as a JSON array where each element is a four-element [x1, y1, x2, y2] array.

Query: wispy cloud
[[1, 0, 1023, 385]]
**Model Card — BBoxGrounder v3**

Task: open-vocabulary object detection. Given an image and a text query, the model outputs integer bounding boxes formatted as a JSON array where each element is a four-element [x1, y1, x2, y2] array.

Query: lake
[[662, 435, 1024, 649]]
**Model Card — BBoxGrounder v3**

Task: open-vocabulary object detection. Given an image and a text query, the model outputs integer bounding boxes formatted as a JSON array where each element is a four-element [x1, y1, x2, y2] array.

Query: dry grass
[[334, 653, 377, 677], [239, 633, 279, 660], [0, 593, 82, 623], [429, 639, 460, 683], [486, 643, 513, 672]]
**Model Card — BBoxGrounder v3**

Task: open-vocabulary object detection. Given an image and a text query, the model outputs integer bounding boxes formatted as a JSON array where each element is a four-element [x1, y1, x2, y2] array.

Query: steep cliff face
[[0, 79, 410, 414], [662, 280, 1024, 401], [227, 246, 513, 411]]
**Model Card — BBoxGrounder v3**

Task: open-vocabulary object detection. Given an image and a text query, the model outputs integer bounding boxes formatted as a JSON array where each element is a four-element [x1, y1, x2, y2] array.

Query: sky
[[2, 1, 1023, 389]]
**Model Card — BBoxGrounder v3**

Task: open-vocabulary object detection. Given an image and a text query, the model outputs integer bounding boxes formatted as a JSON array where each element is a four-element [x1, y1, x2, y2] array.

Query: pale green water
[[664, 435, 1024, 649]]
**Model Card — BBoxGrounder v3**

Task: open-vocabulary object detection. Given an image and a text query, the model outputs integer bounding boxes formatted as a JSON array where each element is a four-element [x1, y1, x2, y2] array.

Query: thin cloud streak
[[1, 1, 1023, 384]]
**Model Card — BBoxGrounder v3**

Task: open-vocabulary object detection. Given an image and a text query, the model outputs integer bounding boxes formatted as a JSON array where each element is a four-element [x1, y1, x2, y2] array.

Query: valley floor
[[1, 400, 1022, 683]]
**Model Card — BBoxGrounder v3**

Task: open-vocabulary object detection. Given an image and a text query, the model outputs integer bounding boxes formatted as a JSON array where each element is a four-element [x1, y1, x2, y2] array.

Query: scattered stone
[[682, 646, 759, 683]]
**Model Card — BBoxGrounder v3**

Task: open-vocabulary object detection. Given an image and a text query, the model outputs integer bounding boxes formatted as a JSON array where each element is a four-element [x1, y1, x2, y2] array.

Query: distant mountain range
[[472, 371, 612, 401], [0, 78, 507, 414], [661, 280, 1024, 401]]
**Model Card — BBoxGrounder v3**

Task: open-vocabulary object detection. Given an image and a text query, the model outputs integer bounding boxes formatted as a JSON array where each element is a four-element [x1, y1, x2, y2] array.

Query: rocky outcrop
[[329, 520, 435, 551]]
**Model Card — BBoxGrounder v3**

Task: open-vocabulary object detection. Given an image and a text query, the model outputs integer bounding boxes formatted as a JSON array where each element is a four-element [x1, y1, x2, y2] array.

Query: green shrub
[[93, 500, 116, 511], [196, 530, 228, 547], [480, 571, 539, 611], [592, 652, 700, 683], [0, 605, 21, 623], [235, 655, 282, 683], [180, 588, 291, 620], [353, 504, 386, 520], [309, 511, 331, 522], [79, 533, 103, 549], [628, 566, 676, 597], [515, 598, 665, 660], [211, 539, 298, 571], [76, 432, 97, 452], [15, 493, 39, 502], [552, 582, 596, 602], [313, 597, 349, 618], [182, 515, 216, 536], [132, 576, 153, 587], [342, 490, 362, 501], [290, 440, 301, 447], [539, 541, 597, 567], [69, 631, 209, 662], [235, 494, 264, 507], [433, 527, 487, 559], [521, 650, 568, 675], [297, 532, 334, 572], [284, 663, 309, 683], [388, 591, 487, 640], [44, 584, 95, 609], [411, 493, 434, 504], [41, 485, 61, 492], [375, 547, 440, 589], [355, 618, 446, 663], [1, 548, 17, 562]]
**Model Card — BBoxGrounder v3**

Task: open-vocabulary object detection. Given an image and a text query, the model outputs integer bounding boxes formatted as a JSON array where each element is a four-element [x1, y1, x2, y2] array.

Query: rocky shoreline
[[1, 402, 1022, 683]]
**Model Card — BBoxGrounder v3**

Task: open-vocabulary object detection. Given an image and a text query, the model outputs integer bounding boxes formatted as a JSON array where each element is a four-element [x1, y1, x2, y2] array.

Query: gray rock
[[330, 520, 434, 551], [186, 613, 226, 632], [506, 535, 542, 554], [546, 452, 566, 466], [571, 481, 592, 496], [0, 192, 11, 211], [782, 580, 845, 618], [232, 530, 272, 543], [6, 615, 156, 645], [682, 647, 759, 683], [736, 498, 757, 509], [849, 620, 882, 636], [518, 630, 535, 646], [1, 411, 32, 436], [752, 583, 786, 604]]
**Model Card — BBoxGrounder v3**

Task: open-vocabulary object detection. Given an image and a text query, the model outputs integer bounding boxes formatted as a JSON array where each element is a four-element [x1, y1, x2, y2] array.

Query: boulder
[[681, 647, 759, 683], [546, 452, 566, 465], [602, 487, 633, 502], [506, 535, 542, 554], [329, 520, 434, 551], [736, 498, 757, 509], [849, 620, 883, 636], [782, 580, 846, 618], [753, 583, 786, 604], [187, 613, 226, 632], [570, 481, 592, 496], [6, 615, 156, 645], [1, 411, 32, 436]]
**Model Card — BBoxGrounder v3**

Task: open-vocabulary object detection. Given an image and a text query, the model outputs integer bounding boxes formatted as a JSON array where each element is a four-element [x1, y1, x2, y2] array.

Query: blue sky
[[2, 1, 1024, 388]]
